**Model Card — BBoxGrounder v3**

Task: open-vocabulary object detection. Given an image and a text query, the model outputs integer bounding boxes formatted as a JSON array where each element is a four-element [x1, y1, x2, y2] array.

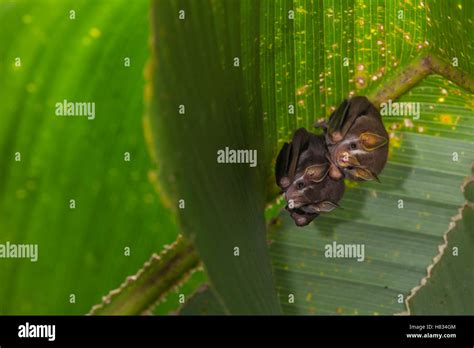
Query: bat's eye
[[347, 166, 354, 170], [296, 182, 305, 190], [350, 143, 357, 150]]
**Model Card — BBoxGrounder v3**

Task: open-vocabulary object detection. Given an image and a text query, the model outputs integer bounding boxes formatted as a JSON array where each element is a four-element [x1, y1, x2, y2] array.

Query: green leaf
[[152, 268, 208, 315], [147, 0, 281, 314], [406, 176, 474, 314], [268, 129, 472, 314], [89, 235, 200, 315], [258, 0, 473, 314], [2, 0, 472, 317], [178, 285, 227, 315], [0, 0, 205, 314]]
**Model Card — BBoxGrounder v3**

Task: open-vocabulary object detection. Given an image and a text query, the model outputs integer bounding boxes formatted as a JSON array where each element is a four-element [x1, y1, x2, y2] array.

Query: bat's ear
[[314, 201, 339, 213], [304, 163, 329, 183], [353, 167, 380, 182], [359, 132, 388, 151]]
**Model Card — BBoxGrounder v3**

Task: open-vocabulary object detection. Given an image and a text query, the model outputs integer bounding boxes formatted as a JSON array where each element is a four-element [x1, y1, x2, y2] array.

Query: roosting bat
[[316, 96, 389, 182], [275, 128, 345, 227]]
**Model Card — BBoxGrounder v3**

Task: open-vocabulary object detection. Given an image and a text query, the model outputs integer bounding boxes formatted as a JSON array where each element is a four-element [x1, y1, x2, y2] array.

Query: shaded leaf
[[406, 175, 474, 314], [89, 235, 200, 315], [147, 0, 281, 314], [178, 285, 227, 315], [0, 0, 197, 315]]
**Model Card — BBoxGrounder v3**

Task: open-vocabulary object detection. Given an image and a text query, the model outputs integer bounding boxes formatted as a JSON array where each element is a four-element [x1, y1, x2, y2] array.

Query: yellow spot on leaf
[[345, 180, 359, 189], [440, 114, 453, 125], [296, 6, 307, 14], [90, 27, 101, 38], [296, 84, 309, 95]]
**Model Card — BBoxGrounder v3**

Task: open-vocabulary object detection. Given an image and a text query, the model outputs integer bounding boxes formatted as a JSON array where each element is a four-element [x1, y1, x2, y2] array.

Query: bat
[[316, 96, 389, 182], [275, 128, 345, 226]]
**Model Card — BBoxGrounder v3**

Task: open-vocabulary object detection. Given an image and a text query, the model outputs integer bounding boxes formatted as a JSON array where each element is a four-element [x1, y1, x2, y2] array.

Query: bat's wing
[[327, 99, 350, 138], [287, 128, 311, 182], [327, 96, 375, 142], [275, 128, 311, 189], [275, 142, 292, 189], [301, 201, 339, 214], [338, 96, 374, 139]]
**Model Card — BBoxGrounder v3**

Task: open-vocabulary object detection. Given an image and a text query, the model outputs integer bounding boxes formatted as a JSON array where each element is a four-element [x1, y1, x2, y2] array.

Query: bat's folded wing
[[275, 142, 292, 189], [327, 96, 376, 142]]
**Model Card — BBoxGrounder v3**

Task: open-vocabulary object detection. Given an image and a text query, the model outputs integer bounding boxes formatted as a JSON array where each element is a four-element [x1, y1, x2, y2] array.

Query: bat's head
[[285, 175, 345, 226], [284, 163, 329, 207], [275, 129, 345, 227], [283, 136, 345, 226], [321, 96, 390, 182], [328, 130, 389, 181]]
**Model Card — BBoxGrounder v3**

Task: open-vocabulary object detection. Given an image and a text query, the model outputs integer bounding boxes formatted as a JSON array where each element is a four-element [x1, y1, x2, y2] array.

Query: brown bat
[[275, 128, 345, 226], [316, 96, 389, 182]]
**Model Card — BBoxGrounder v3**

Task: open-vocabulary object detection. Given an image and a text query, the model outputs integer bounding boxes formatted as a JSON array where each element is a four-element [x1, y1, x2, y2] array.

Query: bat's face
[[284, 169, 345, 226], [321, 96, 389, 182], [328, 126, 389, 181], [275, 128, 345, 227], [284, 162, 334, 208]]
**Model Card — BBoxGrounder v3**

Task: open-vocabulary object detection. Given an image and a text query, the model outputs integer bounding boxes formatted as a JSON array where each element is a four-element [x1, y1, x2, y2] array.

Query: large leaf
[[149, 0, 473, 316], [147, 0, 281, 314], [406, 175, 474, 314], [89, 235, 200, 315], [261, 0, 474, 314], [0, 0, 204, 314], [2, 0, 472, 316], [178, 284, 226, 315]]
